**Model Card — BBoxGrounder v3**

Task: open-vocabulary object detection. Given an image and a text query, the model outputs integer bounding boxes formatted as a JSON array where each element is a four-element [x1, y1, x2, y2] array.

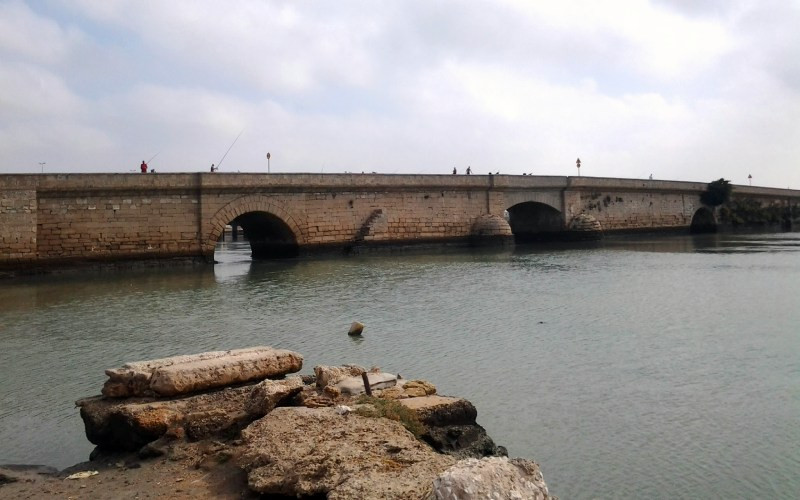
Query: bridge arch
[[506, 201, 565, 243], [205, 195, 307, 259], [690, 207, 717, 233]]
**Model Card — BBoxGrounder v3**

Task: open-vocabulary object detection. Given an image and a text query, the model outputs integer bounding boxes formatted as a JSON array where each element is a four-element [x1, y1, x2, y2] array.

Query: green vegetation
[[697, 178, 797, 228], [354, 396, 425, 437], [718, 198, 799, 226], [700, 178, 733, 207]]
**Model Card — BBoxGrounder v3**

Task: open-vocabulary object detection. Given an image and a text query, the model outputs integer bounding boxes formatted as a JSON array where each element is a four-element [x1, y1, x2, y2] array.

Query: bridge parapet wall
[[2, 173, 800, 269], [0, 176, 37, 263]]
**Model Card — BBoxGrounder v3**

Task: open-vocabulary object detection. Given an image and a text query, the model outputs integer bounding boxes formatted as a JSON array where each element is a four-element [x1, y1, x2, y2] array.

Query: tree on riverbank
[[700, 178, 732, 207]]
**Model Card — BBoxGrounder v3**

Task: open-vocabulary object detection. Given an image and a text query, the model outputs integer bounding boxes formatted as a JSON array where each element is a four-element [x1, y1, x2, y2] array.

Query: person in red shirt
[[140, 161, 147, 173]]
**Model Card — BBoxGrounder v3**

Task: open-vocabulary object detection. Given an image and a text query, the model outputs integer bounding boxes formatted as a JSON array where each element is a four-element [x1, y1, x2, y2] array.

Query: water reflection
[[0, 267, 217, 313], [0, 231, 798, 499]]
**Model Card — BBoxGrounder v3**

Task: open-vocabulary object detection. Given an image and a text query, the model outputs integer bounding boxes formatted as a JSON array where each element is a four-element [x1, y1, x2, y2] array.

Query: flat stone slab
[[334, 372, 397, 395], [102, 347, 303, 398], [398, 396, 477, 426]]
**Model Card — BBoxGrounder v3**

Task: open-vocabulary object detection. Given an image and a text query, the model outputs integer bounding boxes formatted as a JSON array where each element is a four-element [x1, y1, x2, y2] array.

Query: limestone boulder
[[400, 379, 437, 397], [245, 377, 305, 417], [399, 396, 507, 459], [102, 347, 303, 398], [239, 406, 457, 499], [78, 380, 301, 451], [313, 364, 366, 389], [431, 456, 553, 500], [335, 372, 398, 395]]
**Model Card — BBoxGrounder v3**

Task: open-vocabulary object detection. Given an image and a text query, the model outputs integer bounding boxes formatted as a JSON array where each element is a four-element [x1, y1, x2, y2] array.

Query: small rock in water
[[348, 322, 364, 336]]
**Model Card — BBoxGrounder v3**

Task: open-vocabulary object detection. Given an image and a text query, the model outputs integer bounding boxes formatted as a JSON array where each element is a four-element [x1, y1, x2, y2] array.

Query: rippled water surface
[[1, 233, 799, 498]]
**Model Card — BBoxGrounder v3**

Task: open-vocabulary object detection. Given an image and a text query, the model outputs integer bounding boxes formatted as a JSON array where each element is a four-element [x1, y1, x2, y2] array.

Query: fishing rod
[[147, 151, 160, 164], [216, 130, 244, 170]]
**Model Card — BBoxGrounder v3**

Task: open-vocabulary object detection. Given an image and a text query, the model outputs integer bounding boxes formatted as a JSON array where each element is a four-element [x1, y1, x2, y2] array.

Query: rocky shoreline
[[0, 347, 554, 499]]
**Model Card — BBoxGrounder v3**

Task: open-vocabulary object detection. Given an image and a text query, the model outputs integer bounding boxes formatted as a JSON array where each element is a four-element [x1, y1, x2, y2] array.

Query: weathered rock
[[102, 347, 303, 398], [313, 364, 366, 389], [78, 384, 263, 451], [335, 372, 398, 395], [399, 396, 477, 427], [239, 406, 457, 499], [399, 396, 507, 459], [348, 321, 364, 335], [244, 377, 305, 417], [431, 456, 553, 500], [401, 379, 437, 397], [375, 386, 407, 399]]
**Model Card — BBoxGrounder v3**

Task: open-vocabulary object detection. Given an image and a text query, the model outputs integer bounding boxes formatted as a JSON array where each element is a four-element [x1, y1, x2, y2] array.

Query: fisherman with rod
[[212, 130, 244, 172], [140, 152, 159, 173]]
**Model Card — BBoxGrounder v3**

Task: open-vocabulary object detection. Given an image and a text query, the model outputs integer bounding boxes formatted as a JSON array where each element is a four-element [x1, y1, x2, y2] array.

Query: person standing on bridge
[[466, 166, 471, 175], [452, 167, 457, 175], [140, 161, 147, 173]]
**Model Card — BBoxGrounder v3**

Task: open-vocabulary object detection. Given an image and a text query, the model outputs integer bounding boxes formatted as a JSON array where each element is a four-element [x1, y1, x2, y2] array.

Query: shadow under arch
[[690, 207, 717, 234], [206, 195, 306, 260], [506, 201, 565, 243], [232, 211, 299, 258]]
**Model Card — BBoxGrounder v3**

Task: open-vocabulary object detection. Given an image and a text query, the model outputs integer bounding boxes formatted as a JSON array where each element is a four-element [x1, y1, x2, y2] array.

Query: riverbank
[[0, 347, 554, 499]]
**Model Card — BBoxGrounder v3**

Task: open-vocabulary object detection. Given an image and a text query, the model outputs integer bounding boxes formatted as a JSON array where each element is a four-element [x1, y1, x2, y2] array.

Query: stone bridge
[[1, 173, 798, 268]]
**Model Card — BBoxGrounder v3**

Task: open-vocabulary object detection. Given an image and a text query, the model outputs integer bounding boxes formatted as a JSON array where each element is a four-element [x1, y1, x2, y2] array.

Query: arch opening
[[690, 207, 717, 234], [506, 202, 564, 243], [226, 211, 299, 259]]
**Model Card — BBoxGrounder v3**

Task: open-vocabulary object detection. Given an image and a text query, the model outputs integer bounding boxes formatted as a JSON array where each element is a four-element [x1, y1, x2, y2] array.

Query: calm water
[[1, 233, 799, 498]]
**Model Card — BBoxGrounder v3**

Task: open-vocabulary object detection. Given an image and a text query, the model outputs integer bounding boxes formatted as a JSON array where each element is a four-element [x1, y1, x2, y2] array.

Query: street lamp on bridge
[[38, 162, 46, 173], [748, 174, 752, 186], [266, 152, 271, 173], [576, 158, 581, 176]]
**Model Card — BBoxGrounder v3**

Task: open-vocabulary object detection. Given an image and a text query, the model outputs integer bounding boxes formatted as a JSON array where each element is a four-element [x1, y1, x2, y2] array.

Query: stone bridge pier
[[1, 173, 798, 269]]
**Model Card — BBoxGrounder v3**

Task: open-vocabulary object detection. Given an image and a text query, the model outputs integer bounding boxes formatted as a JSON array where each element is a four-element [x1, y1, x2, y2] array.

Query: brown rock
[[399, 396, 506, 459], [78, 384, 260, 451], [398, 396, 477, 427], [244, 377, 305, 417], [239, 406, 457, 499], [347, 321, 364, 335], [401, 379, 437, 397]]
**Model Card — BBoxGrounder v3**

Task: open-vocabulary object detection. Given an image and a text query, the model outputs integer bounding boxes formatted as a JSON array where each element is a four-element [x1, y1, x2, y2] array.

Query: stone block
[[102, 347, 303, 398]]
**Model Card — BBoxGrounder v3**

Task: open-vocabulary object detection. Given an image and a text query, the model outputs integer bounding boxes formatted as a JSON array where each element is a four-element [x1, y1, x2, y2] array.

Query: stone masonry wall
[[0, 186, 37, 262], [36, 190, 200, 260], [198, 187, 491, 256], [567, 190, 699, 231], [2, 173, 799, 269]]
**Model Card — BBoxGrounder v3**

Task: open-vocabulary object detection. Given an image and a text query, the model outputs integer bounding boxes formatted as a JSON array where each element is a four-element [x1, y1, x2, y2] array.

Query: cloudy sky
[[1, 0, 799, 188]]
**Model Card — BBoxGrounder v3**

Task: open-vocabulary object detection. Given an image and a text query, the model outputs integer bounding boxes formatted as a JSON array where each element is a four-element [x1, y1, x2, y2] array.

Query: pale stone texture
[[335, 372, 398, 395], [7, 173, 792, 269], [102, 347, 303, 398], [240, 406, 457, 499], [431, 456, 553, 500], [313, 364, 366, 389], [244, 377, 304, 417]]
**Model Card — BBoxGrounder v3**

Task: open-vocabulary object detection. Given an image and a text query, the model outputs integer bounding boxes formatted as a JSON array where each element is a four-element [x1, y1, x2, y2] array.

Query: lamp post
[[576, 158, 581, 176], [38, 162, 46, 173], [748, 174, 752, 186], [266, 152, 271, 173]]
